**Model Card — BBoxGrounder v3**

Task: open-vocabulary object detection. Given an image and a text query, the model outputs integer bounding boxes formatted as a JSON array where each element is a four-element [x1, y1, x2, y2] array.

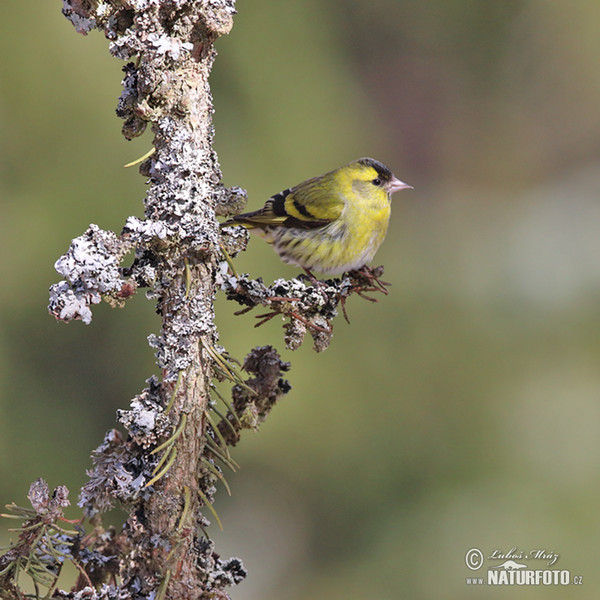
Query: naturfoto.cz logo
[[464, 547, 583, 586]]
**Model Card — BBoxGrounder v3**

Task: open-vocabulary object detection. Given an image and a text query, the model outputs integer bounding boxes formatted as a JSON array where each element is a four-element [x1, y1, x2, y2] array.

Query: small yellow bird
[[222, 158, 412, 275]]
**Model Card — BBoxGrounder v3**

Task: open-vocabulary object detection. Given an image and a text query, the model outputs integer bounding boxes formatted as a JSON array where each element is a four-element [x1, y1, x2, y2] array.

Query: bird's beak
[[386, 177, 413, 194]]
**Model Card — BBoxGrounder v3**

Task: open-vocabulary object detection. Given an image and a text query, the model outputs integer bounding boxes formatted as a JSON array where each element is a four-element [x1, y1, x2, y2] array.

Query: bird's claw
[[347, 265, 391, 294]]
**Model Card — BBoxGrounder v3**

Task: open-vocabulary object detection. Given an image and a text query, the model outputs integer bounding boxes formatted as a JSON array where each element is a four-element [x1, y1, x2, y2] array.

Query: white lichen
[[148, 32, 194, 60], [49, 225, 128, 324], [62, 1, 96, 35]]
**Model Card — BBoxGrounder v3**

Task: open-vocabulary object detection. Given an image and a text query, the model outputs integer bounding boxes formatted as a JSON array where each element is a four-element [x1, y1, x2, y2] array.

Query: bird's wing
[[284, 175, 345, 226], [228, 176, 344, 230]]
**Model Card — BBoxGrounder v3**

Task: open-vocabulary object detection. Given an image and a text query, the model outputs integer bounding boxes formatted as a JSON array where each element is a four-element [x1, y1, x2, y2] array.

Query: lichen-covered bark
[[49, 1, 249, 598]]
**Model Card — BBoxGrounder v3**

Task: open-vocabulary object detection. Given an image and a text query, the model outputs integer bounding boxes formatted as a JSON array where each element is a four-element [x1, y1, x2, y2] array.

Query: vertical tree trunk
[[57, 2, 245, 598]]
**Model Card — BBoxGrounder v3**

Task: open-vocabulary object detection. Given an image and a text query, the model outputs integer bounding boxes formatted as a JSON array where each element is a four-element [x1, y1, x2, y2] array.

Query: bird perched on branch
[[221, 157, 412, 276]]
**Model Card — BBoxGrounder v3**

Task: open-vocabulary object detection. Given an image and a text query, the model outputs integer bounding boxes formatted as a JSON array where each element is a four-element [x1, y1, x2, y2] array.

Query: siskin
[[221, 157, 412, 275]]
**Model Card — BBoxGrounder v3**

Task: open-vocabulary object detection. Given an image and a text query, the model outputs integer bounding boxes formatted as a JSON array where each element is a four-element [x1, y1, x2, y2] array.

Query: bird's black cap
[[357, 157, 393, 181]]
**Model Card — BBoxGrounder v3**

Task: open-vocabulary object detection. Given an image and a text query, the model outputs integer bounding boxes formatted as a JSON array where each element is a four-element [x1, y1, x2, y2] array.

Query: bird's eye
[[372, 178, 381, 186]]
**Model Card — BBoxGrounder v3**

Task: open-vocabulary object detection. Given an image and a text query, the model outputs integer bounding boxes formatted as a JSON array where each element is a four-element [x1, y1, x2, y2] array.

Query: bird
[[221, 157, 412, 276]]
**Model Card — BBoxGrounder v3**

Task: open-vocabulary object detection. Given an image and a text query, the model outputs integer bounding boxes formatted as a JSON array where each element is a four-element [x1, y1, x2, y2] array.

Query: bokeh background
[[2, 1, 600, 597]]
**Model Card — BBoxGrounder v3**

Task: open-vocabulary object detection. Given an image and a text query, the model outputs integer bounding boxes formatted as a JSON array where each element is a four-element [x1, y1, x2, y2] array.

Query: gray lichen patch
[[49, 224, 133, 324], [117, 376, 172, 448], [214, 185, 248, 217], [219, 224, 250, 259], [79, 429, 150, 518]]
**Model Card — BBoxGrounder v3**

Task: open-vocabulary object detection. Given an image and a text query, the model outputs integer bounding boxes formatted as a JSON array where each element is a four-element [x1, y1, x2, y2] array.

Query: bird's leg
[[302, 268, 322, 288], [301, 268, 329, 302]]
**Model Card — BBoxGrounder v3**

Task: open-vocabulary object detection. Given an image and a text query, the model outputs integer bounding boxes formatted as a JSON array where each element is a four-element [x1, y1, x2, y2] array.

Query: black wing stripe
[[270, 188, 292, 216], [292, 198, 316, 219]]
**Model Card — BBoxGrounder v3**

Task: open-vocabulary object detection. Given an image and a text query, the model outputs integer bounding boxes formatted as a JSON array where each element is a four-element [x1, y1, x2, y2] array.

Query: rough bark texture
[[48, 1, 253, 598]]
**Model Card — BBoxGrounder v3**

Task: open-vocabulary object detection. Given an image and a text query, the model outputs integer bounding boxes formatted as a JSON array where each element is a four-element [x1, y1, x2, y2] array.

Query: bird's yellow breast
[[341, 188, 391, 266]]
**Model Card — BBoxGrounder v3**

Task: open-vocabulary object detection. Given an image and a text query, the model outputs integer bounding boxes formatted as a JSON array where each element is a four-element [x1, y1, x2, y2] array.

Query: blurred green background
[[2, 0, 600, 597]]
